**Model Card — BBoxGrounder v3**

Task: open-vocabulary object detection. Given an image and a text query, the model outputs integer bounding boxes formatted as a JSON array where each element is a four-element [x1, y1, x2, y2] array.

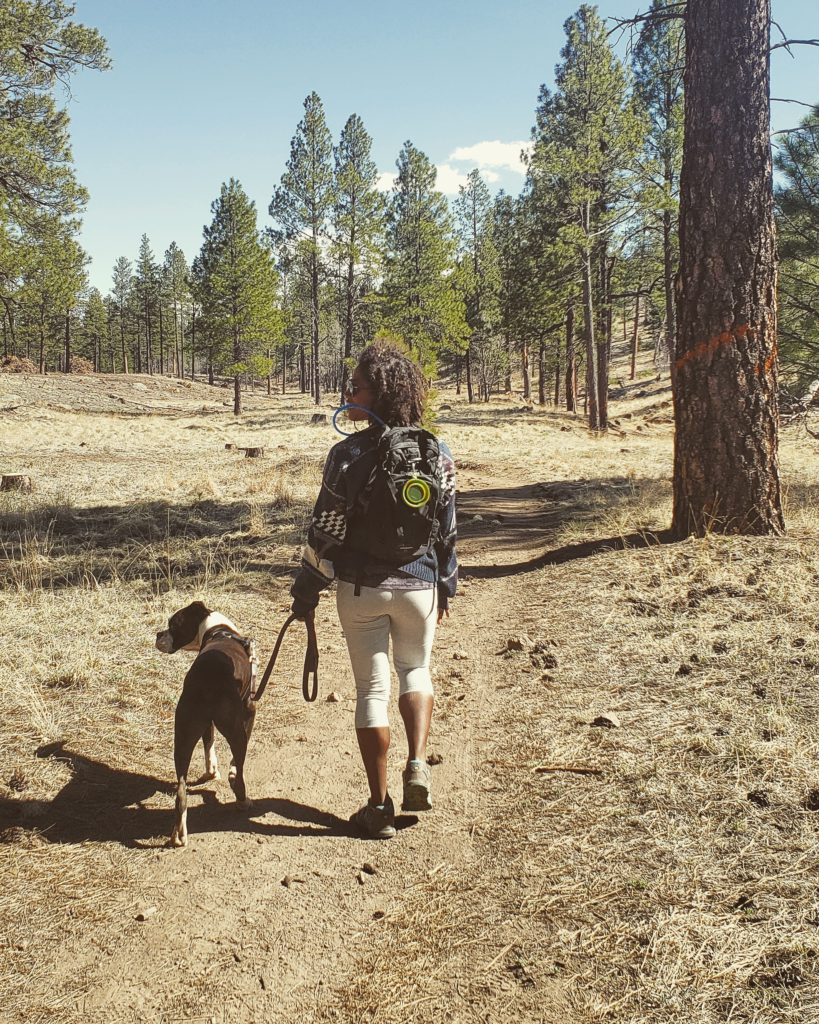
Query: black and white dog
[[155, 601, 257, 847]]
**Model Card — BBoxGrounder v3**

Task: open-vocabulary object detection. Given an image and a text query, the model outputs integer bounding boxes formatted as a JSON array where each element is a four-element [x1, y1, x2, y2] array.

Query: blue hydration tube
[[332, 403, 388, 436]]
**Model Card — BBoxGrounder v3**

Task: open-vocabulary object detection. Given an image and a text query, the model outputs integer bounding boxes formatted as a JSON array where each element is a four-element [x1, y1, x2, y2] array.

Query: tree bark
[[554, 332, 561, 407], [663, 203, 677, 378], [521, 342, 531, 400], [538, 342, 546, 405], [465, 343, 474, 403], [630, 295, 641, 380], [672, 0, 783, 537], [565, 301, 576, 412], [311, 246, 321, 404], [581, 236, 599, 429], [63, 311, 71, 373], [158, 302, 165, 375]]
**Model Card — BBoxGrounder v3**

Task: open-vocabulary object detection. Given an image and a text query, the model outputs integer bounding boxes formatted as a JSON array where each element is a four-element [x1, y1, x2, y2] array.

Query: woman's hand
[[437, 606, 450, 625]]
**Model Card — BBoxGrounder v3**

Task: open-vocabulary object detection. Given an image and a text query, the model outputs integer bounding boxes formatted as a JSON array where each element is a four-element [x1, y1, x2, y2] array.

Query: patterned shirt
[[291, 426, 458, 611]]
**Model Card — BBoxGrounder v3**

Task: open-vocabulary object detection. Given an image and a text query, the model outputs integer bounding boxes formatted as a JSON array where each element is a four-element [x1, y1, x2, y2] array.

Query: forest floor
[[0, 358, 818, 1024]]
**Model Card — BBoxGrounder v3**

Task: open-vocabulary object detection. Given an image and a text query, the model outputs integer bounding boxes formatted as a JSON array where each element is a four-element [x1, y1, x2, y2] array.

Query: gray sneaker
[[349, 795, 396, 839], [402, 759, 433, 812]]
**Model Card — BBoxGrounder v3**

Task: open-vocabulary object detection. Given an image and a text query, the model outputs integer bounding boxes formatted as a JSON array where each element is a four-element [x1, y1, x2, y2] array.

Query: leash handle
[[254, 613, 319, 703]]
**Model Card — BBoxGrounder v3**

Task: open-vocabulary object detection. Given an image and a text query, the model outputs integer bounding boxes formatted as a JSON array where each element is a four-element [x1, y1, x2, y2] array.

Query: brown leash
[[254, 612, 319, 703]]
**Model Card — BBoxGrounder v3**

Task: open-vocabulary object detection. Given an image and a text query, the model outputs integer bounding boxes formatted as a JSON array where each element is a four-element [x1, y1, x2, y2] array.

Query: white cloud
[[434, 163, 471, 195], [449, 140, 532, 175], [376, 170, 396, 192]]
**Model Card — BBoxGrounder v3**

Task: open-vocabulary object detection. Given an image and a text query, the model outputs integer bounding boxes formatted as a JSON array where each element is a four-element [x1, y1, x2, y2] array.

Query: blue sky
[[68, 1, 819, 292]]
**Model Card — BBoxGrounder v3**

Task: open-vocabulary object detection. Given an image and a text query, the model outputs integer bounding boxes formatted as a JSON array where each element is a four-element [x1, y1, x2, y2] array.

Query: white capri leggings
[[336, 581, 437, 728]]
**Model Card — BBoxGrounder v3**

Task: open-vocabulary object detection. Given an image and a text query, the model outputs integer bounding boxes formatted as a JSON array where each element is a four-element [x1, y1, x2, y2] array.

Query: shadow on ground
[[0, 743, 355, 848], [457, 475, 674, 578], [0, 498, 305, 589]]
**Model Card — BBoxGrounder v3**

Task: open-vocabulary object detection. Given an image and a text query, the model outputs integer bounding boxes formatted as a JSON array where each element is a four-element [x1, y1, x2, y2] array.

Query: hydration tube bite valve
[[332, 402, 387, 436]]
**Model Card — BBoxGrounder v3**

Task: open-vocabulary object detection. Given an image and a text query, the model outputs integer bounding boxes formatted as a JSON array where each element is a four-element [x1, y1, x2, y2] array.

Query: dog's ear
[[188, 600, 212, 618]]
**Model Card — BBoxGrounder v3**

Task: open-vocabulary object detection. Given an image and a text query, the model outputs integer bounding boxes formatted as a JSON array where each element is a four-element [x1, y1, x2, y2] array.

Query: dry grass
[[308, 530, 819, 1023], [0, 380, 330, 1021], [1, 369, 818, 1023]]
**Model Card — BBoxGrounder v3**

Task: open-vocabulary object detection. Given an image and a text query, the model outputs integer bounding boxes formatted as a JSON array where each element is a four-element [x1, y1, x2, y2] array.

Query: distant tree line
[[2, 1, 816, 426]]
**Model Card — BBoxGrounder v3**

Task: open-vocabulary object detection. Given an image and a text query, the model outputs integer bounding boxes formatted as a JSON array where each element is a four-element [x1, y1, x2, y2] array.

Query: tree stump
[[224, 443, 236, 450], [1, 474, 33, 492], [311, 413, 328, 424], [243, 447, 265, 458]]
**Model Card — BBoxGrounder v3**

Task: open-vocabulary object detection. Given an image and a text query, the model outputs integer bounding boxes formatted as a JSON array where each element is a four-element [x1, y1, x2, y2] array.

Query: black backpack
[[345, 426, 443, 566]]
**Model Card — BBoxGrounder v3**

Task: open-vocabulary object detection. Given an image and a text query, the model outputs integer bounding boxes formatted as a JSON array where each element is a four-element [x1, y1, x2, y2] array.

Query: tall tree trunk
[[630, 295, 641, 380], [454, 353, 462, 395], [119, 307, 128, 374], [672, 0, 783, 537], [145, 298, 153, 375], [311, 247, 321, 404], [521, 342, 531, 399], [565, 301, 576, 412], [538, 341, 546, 405], [505, 334, 512, 392], [282, 344, 287, 394], [233, 328, 242, 416], [581, 234, 599, 429], [465, 343, 474, 403], [190, 307, 195, 379], [596, 249, 610, 430], [38, 318, 45, 374], [663, 203, 677, 379], [63, 310, 71, 373], [299, 343, 306, 393], [554, 333, 561, 407], [158, 302, 164, 375], [341, 248, 355, 402]]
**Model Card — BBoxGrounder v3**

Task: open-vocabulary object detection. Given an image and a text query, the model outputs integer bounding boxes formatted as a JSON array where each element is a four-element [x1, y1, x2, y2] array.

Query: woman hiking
[[290, 341, 458, 839]]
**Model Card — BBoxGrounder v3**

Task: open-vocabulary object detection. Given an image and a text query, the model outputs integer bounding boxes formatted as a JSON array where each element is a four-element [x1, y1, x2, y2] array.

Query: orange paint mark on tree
[[755, 338, 778, 377], [675, 323, 763, 372]]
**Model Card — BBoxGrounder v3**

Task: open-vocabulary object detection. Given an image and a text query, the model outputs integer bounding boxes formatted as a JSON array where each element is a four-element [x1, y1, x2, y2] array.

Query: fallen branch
[[534, 764, 604, 776]]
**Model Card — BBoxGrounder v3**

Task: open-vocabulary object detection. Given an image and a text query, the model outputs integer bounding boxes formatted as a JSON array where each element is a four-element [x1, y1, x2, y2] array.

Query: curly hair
[[356, 342, 427, 427]]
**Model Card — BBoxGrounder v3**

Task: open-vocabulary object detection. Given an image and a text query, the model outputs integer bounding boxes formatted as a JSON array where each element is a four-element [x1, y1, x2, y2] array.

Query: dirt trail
[[51, 467, 548, 1023]]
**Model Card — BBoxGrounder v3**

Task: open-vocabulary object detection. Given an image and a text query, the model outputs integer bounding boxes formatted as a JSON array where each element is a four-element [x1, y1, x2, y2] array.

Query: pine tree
[[0, 1, 108, 226], [19, 222, 86, 372], [134, 234, 158, 374], [162, 242, 190, 378], [672, 0, 782, 536], [110, 256, 132, 373], [632, 0, 684, 373], [529, 5, 643, 429], [382, 141, 466, 372], [775, 105, 819, 390], [199, 178, 282, 415], [82, 287, 107, 369], [332, 113, 385, 399], [269, 92, 334, 403], [454, 170, 501, 402]]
